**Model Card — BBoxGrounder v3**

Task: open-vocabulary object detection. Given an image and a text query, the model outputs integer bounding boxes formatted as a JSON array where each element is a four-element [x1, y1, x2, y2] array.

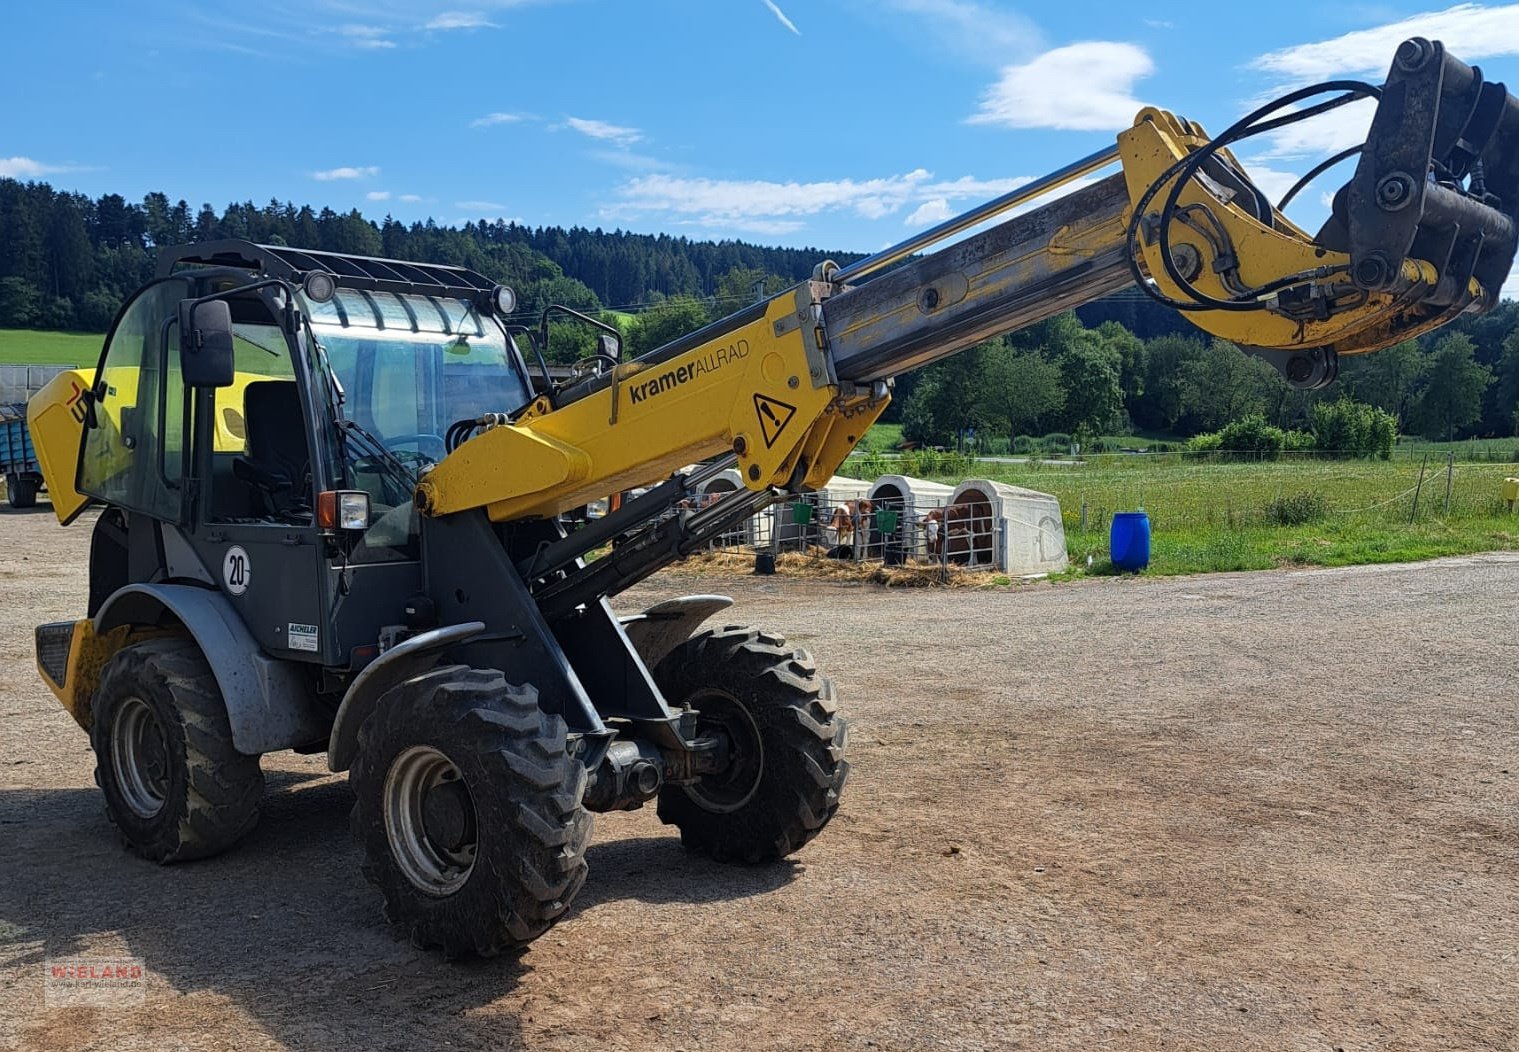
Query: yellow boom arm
[[420, 37, 1517, 522]]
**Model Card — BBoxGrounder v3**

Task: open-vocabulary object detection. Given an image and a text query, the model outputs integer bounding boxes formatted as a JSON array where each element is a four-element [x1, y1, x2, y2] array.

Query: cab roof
[[155, 240, 497, 302]]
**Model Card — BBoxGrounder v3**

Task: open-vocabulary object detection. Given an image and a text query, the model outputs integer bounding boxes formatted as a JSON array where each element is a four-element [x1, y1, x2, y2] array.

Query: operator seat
[[233, 380, 311, 518]]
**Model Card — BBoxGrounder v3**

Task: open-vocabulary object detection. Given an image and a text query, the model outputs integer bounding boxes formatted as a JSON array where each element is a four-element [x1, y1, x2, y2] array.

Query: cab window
[[79, 279, 189, 519], [204, 321, 307, 523]]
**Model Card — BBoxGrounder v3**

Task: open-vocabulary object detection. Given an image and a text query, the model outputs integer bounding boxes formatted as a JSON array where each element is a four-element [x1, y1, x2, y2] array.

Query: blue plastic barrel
[[1109, 511, 1151, 572]]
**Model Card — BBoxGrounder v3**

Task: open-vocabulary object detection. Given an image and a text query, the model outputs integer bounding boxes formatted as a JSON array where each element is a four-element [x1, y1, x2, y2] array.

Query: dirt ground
[[0, 503, 1516, 1052]]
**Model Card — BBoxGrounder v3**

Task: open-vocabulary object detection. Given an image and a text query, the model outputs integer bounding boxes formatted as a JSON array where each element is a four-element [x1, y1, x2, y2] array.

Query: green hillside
[[0, 329, 102, 367]]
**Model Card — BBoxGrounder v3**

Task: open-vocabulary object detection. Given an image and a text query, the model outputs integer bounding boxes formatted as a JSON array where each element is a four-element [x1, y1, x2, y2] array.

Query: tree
[[1410, 333, 1492, 440], [1132, 334, 1207, 432], [1055, 337, 1122, 435], [1311, 398, 1397, 458], [712, 266, 790, 316], [626, 295, 710, 358], [1092, 320, 1146, 414], [0, 276, 39, 327], [981, 342, 1065, 445], [1340, 339, 1427, 424], [1177, 340, 1275, 433], [1492, 328, 1519, 436]]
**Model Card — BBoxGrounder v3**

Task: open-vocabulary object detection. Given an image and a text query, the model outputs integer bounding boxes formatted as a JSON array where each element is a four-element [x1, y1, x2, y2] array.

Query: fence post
[[1443, 452, 1454, 515], [1079, 498, 1088, 532], [1410, 453, 1429, 523]]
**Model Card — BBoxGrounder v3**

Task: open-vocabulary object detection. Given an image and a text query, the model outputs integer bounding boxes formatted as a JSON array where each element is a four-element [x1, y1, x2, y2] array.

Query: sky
[[2, 0, 1517, 299]]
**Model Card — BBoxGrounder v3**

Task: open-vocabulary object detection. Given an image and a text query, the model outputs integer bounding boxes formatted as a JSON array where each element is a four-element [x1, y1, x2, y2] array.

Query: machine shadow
[[577, 834, 802, 909], [0, 775, 799, 1049]]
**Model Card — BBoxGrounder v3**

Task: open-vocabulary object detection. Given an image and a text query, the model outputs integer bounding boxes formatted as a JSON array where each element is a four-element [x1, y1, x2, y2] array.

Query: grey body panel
[[187, 525, 332, 663], [620, 595, 734, 669], [159, 524, 214, 584], [94, 583, 329, 755], [325, 620, 485, 773]]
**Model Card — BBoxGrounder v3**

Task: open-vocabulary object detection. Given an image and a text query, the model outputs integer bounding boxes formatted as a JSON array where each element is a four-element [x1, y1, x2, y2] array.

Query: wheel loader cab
[[67, 247, 540, 671], [73, 274, 335, 659]]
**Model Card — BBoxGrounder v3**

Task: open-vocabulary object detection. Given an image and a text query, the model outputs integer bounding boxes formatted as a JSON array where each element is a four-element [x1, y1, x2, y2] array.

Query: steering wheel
[[384, 433, 448, 463], [571, 354, 620, 379]]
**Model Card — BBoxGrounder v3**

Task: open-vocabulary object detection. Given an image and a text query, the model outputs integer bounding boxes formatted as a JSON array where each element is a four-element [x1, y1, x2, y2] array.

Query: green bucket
[[874, 509, 900, 533], [790, 502, 815, 525]]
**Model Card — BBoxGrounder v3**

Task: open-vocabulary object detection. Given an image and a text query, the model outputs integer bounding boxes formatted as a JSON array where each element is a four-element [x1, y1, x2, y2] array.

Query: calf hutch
[[773, 475, 873, 551], [698, 467, 756, 547], [944, 479, 1069, 575], [866, 475, 954, 563]]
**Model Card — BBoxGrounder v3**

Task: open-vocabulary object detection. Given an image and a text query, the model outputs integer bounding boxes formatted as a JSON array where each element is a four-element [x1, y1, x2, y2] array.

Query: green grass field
[[0, 329, 103, 366]]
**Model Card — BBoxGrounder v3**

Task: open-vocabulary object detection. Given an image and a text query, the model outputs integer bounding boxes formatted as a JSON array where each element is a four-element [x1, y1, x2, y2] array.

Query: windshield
[[303, 288, 531, 467]]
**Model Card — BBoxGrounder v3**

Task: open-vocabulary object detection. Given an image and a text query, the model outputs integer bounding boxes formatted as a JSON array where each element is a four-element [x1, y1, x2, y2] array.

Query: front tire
[[91, 639, 264, 862], [349, 666, 592, 957], [653, 627, 848, 863]]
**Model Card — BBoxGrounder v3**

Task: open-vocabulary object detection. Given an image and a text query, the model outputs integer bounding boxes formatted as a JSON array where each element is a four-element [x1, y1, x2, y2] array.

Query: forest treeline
[[1, 177, 1515, 443]]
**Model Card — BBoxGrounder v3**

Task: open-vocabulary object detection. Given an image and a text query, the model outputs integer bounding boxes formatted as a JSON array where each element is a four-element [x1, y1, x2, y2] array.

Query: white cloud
[[564, 117, 642, 146], [424, 11, 497, 30], [1252, 97, 1379, 160], [906, 198, 955, 227], [878, 0, 1044, 67], [588, 150, 668, 172], [1232, 163, 1302, 207], [1250, 3, 1519, 82], [684, 217, 808, 236], [762, 0, 800, 35], [366, 191, 392, 201], [613, 170, 933, 225], [312, 166, 380, 180], [399, 193, 426, 203], [458, 199, 509, 212], [1246, 6, 1519, 160], [470, 111, 524, 127], [0, 156, 77, 178], [338, 24, 396, 48], [969, 42, 1154, 131], [605, 167, 1072, 234]]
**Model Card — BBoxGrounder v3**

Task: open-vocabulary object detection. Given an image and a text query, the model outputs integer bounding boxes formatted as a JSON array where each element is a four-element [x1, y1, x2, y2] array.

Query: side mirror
[[178, 299, 235, 388], [597, 332, 621, 362]]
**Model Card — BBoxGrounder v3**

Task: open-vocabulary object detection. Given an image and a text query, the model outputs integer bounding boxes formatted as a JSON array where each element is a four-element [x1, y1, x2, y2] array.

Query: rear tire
[[7, 474, 37, 509], [91, 639, 264, 862], [653, 626, 848, 863], [349, 666, 592, 957]]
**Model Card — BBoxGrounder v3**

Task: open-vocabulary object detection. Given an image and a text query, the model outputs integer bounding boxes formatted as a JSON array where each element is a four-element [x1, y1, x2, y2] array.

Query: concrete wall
[[0, 365, 71, 405]]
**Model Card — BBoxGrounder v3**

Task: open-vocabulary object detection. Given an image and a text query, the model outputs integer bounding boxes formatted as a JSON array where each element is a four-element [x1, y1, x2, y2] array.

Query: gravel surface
[[1, 504, 1516, 1051]]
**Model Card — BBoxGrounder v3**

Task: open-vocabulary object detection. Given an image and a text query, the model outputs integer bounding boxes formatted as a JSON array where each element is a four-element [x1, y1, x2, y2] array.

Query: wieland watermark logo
[[44, 956, 146, 1006]]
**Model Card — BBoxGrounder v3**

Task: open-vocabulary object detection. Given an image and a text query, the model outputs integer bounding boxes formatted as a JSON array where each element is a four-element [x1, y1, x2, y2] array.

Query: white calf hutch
[[944, 478, 1068, 575], [865, 475, 955, 563], [772, 475, 873, 551]]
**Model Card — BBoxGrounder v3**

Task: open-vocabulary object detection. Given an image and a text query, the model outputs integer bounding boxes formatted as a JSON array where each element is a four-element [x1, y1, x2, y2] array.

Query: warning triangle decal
[[754, 394, 798, 449]]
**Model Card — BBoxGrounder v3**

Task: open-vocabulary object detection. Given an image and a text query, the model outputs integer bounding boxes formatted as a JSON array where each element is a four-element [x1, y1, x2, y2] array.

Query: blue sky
[[2, 0, 1517, 296]]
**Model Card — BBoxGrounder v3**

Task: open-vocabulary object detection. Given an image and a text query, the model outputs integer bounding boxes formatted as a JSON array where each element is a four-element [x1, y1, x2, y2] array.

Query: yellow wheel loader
[[25, 39, 1519, 956]]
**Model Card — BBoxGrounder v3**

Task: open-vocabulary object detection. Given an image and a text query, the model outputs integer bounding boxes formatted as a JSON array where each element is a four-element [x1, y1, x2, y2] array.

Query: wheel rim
[[683, 691, 764, 814], [110, 696, 170, 819], [383, 745, 478, 896]]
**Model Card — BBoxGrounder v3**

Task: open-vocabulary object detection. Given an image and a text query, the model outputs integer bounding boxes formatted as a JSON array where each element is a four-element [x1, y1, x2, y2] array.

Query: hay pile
[[668, 549, 1013, 588]]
